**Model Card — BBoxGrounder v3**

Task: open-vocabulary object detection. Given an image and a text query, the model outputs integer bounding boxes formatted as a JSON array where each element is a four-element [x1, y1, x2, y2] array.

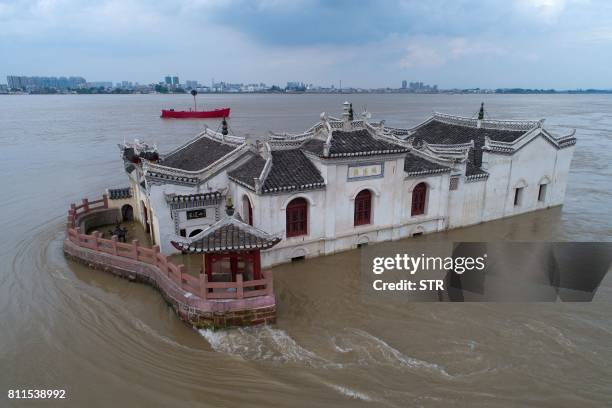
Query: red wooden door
[[354, 190, 372, 226], [411, 183, 427, 216]]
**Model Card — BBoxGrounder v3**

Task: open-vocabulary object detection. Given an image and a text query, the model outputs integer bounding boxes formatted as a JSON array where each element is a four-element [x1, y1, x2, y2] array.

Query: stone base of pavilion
[[63, 195, 276, 329], [64, 239, 276, 328]]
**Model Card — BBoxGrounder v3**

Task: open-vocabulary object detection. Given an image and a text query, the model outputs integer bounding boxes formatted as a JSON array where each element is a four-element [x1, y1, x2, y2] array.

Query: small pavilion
[[171, 200, 281, 284]]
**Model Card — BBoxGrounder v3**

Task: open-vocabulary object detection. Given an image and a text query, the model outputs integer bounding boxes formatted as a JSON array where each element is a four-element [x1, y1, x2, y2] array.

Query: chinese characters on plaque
[[347, 163, 384, 181]]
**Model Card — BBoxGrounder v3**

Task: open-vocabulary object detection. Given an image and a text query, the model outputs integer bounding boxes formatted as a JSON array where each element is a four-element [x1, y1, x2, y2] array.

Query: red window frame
[[243, 196, 253, 226], [411, 183, 427, 216], [286, 198, 308, 237], [354, 190, 372, 226]]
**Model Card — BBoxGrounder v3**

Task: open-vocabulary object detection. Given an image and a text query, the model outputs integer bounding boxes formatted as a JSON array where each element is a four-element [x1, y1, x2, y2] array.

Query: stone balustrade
[[64, 195, 276, 328]]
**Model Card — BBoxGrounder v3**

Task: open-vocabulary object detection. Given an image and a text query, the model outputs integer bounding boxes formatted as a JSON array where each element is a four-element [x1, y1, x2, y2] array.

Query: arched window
[[354, 189, 372, 226], [286, 198, 308, 237], [411, 183, 427, 216], [242, 195, 253, 226]]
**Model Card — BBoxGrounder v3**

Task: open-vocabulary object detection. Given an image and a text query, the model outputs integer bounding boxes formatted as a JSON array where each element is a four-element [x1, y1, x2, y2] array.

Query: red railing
[[66, 196, 273, 300], [67, 196, 109, 229]]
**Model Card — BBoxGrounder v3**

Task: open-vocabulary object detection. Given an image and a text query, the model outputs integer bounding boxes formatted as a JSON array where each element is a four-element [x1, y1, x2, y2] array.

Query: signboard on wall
[[347, 162, 384, 181], [186, 209, 207, 220]]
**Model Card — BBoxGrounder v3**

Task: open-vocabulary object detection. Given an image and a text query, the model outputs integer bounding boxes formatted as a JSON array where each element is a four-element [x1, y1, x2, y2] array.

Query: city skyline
[[5, 73, 612, 94], [2, 1, 612, 89]]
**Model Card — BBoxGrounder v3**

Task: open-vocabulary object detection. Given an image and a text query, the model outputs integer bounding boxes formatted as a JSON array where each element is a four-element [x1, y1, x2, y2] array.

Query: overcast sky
[[1, 0, 611, 88]]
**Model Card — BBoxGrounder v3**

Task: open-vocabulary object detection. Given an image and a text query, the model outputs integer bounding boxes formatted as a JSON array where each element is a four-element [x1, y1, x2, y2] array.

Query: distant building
[[0, 84, 8, 94], [407, 81, 438, 93], [87, 81, 113, 88], [402, 80, 407, 89], [6, 75, 86, 91], [286, 81, 306, 91], [185, 80, 198, 89], [164, 76, 172, 85], [172, 76, 179, 86]]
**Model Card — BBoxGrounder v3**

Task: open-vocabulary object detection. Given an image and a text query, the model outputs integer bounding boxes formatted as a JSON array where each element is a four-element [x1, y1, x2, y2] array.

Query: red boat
[[160, 107, 230, 119], [161, 90, 230, 119]]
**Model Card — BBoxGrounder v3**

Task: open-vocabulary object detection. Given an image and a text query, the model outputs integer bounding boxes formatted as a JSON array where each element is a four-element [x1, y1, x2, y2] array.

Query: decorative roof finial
[[226, 196, 234, 216], [348, 103, 354, 121], [221, 117, 229, 136], [342, 101, 350, 122], [478, 102, 485, 120]]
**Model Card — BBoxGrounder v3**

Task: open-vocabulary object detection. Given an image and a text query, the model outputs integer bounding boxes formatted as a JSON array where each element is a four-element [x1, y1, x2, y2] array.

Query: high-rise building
[[286, 81, 305, 91], [172, 76, 179, 86], [401, 80, 407, 89], [185, 80, 198, 89], [6, 75, 86, 90], [164, 76, 172, 85], [88, 81, 113, 88]]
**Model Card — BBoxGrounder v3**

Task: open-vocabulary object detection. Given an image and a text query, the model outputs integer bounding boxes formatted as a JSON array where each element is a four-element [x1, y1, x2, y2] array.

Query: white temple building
[[114, 102, 576, 267]]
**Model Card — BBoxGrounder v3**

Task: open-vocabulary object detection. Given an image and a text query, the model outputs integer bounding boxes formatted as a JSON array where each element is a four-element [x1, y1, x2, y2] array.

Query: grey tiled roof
[[172, 214, 281, 253], [227, 155, 266, 188], [301, 139, 326, 156], [302, 129, 409, 158], [404, 153, 451, 176], [229, 149, 325, 194], [160, 136, 237, 171], [411, 119, 525, 170], [264, 150, 324, 193], [412, 119, 526, 144], [466, 161, 489, 181]]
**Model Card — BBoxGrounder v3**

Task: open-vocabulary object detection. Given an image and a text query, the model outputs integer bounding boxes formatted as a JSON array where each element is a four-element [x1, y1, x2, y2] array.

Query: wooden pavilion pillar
[[203, 253, 212, 281], [230, 253, 238, 282], [253, 250, 261, 280]]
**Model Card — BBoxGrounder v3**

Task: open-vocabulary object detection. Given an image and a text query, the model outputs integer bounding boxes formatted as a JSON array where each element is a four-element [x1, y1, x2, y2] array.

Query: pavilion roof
[[171, 211, 281, 253]]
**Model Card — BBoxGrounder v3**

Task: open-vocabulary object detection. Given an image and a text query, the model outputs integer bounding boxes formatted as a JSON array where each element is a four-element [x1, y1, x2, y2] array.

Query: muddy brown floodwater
[[1, 94, 611, 407]]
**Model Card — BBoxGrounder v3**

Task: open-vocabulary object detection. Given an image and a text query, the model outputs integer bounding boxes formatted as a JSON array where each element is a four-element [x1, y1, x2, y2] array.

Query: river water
[[1, 94, 611, 407]]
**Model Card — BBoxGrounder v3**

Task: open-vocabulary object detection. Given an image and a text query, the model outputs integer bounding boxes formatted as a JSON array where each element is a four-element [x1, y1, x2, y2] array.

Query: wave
[[332, 328, 452, 378], [200, 325, 451, 379], [324, 382, 373, 402], [199, 326, 339, 367]]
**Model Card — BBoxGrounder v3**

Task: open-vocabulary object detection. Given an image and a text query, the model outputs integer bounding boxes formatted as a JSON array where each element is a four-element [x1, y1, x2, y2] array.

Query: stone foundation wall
[[64, 239, 276, 329]]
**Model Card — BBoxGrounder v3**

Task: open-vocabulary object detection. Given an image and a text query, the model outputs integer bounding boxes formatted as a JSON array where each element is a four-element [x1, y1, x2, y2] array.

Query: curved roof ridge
[[201, 126, 246, 146], [408, 147, 456, 166], [256, 143, 273, 191], [404, 150, 452, 176], [162, 127, 244, 159], [432, 111, 542, 132], [171, 211, 282, 253]]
